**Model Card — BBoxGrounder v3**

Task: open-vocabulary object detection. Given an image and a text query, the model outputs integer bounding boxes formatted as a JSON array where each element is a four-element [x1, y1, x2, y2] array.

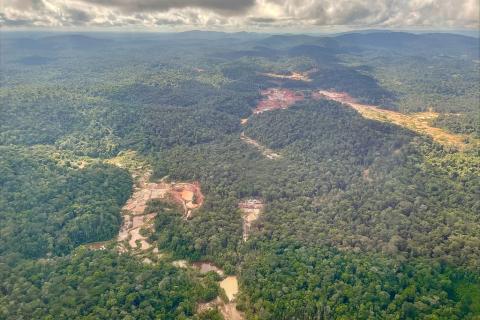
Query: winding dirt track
[[240, 132, 281, 160]]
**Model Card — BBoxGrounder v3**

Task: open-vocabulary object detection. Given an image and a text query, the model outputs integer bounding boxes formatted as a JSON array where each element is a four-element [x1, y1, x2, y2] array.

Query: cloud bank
[[1, 0, 479, 30]]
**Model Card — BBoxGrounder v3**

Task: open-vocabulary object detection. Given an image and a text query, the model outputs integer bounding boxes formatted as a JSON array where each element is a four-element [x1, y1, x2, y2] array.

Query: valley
[[103, 153, 246, 319], [1, 30, 479, 320]]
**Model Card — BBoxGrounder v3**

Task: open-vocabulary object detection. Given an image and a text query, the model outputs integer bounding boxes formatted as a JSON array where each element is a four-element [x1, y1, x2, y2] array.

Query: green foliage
[[363, 55, 480, 114], [1, 31, 479, 320], [239, 242, 480, 319], [431, 112, 479, 136], [0, 248, 216, 319], [0, 146, 132, 258]]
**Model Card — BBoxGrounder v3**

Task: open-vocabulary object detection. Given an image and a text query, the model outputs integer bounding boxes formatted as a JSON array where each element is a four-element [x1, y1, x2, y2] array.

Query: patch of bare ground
[[239, 199, 264, 241], [315, 90, 477, 150], [89, 151, 244, 318], [117, 170, 170, 253], [240, 132, 281, 160], [169, 182, 204, 219], [220, 276, 239, 302], [117, 174, 205, 253], [192, 262, 225, 276], [219, 302, 244, 320], [183, 262, 244, 319], [85, 241, 109, 250], [254, 88, 305, 114], [197, 272, 244, 320], [259, 69, 316, 82], [88, 151, 204, 255]]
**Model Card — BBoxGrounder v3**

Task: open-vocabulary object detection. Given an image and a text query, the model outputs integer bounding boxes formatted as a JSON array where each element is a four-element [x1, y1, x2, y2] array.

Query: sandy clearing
[[197, 298, 244, 320], [117, 172, 170, 252], [114, 168, 204, 253], [362, 168, 373, 182], [187, 262, 244, 319], [315, 90, 475, 150], [239, 199, 264, 241], [219, 302, 244, 320], [221, 276, 239, 302], [259, 69, 316, 82]]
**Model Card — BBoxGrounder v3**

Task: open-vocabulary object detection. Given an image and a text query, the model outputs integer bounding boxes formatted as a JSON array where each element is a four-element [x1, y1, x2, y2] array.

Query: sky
[[1, 0, 479, 32]]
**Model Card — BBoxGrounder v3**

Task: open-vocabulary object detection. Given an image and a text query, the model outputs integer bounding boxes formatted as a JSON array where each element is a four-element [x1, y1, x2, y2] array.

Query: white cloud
[[1, 0, 479, 29]]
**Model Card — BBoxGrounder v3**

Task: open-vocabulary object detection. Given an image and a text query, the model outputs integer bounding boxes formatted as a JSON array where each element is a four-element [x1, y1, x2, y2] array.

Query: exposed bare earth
[[117, 171, 167, 252], [198, 297, 244, 320], [88, 152, 243, 318], [254, 88, 305, 114], [194, 263, 244, 320], [117, 173, 204, 253], [239, 199, 264, 241], [192, 262, 225, 276], [87, 151, 205, 255], [250, 82, 476, 151], [259, 69, 316, 82], [240, 132, 281, 160], [169, 182, 204, 219], [315, 90, 474, 150], [220, 276, 239, 301], [219, 302, 244, 320]]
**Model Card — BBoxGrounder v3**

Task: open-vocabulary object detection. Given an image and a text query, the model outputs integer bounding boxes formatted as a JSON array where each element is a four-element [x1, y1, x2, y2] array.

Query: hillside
[[0, 31, 479, 319]]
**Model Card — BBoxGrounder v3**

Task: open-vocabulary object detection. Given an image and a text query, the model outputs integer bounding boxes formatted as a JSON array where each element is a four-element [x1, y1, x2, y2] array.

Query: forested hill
[[0, 30, 479, 319]]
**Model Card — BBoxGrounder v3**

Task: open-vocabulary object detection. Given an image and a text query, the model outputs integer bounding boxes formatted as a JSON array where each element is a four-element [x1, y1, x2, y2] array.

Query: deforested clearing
[[259, 69, 315, 82], [117, 176, 204, 252], [221, 276, 239, 302], [169, 182, 204, 219], [239, 198, 264, 241], [315, 90, 477, 150], [254, 88, 305, 114]]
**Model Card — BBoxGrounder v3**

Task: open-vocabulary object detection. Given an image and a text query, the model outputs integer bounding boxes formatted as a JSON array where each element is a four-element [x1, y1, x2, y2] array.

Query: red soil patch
[[169, 182, 204, 219], [254, 88, 304, 114]]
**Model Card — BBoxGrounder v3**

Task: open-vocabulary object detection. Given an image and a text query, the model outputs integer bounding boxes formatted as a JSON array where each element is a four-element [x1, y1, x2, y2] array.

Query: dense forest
[[0, 31, 479, 319]]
